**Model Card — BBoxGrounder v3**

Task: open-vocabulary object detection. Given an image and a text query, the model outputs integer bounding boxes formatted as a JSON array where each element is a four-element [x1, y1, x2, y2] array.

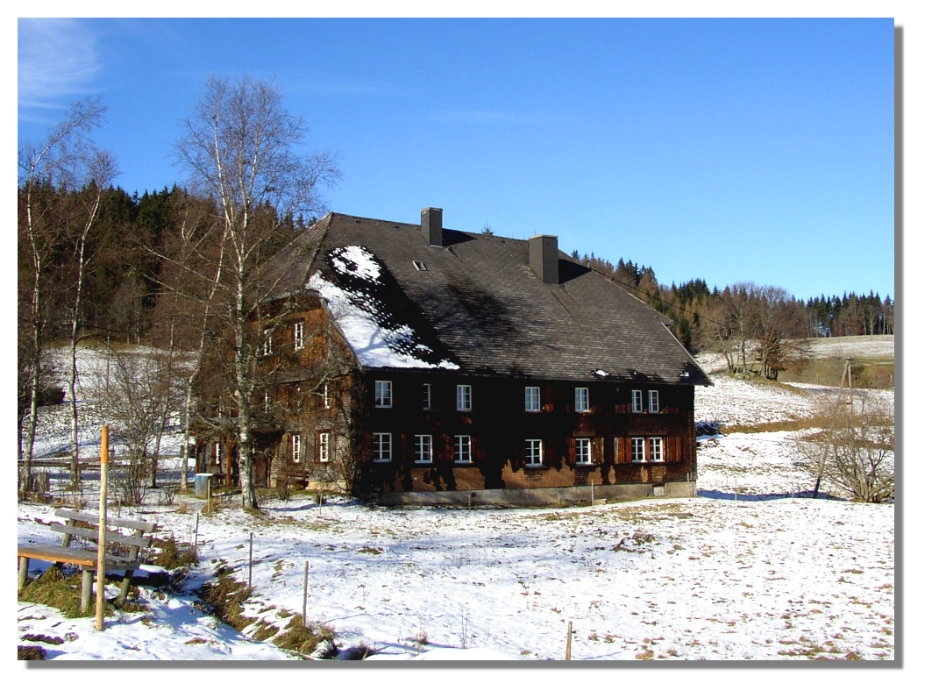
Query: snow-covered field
[[806, 335, 894, 361], [694, 335, 894, 377], [16, 345, 897, 665]]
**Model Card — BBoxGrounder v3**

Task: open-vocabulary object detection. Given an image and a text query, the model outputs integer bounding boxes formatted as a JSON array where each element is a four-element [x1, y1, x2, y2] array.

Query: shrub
[[799, 399, 894, 502]]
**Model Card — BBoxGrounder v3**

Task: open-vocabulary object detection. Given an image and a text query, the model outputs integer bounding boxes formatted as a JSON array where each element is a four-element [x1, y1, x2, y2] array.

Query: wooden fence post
[[565, 621, 573, 661], [302, 561, 310, 625], [95, 425, 109, 631]]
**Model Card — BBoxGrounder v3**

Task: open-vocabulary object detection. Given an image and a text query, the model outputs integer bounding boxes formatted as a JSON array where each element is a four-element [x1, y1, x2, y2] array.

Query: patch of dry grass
[[18, 565, 113, 618]]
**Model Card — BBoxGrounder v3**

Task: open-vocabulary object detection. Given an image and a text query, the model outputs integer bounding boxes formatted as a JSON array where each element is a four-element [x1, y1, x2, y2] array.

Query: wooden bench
[[18, 508, 156, 613]]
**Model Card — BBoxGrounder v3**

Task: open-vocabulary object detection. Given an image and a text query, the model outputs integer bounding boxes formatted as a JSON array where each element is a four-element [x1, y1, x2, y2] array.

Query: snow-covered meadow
[[17, 345, 895, 663]]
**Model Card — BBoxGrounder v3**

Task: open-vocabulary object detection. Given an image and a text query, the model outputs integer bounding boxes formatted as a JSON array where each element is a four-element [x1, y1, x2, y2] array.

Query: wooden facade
[[357, 371, 697, 495]]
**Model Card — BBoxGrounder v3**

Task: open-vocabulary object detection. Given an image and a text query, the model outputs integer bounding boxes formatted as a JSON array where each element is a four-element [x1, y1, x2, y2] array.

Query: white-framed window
[[214, 441, 223, 466], [261, 328, 273, 356], [373, 433, 392, 463], [375, 380, 392, 408], [525, 386, 541, 412], [575, 438, 593, 465], [525, 439, 543, 467], [631, 437, 646, 463], [318, 432, 330, 463], [414, 435, 433, 464], [263, 390, 272, 413], [291, 434, 302, 464], [575, 387, 590, 412], [649, 437, 664, 462], [631, 389, 644, 413], [648, 390, 660, 413], [456, 384, 472, 412], [454, 435, 473, 464], [423, 383, 432, 410], [294, 321, 305, 351], [322, 382, 332, 409]]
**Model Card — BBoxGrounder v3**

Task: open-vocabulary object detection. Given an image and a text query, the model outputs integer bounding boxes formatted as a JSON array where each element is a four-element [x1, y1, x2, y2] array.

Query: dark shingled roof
[[263, 212, 711, 386]]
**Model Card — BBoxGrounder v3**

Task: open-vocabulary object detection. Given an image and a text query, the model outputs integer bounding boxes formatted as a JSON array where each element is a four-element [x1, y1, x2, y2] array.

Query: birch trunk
[[67, 188, 103, 488], [20, 193, 43, 492], [234, 274, 259, 510]]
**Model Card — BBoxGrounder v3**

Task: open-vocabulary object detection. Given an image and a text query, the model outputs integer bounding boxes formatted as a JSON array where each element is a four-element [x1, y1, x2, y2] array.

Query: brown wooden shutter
[[544, 438, 555, 466]]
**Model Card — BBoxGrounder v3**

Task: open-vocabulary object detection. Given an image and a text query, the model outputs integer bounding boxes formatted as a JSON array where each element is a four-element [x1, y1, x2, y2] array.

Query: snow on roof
[[308, 246, 459, 371], [329, 244, 382, 283]]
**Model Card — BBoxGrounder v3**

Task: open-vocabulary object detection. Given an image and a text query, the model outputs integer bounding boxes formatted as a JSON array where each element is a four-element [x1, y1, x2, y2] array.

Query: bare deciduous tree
[[799, 397, 894, 503], [173, 75, 339, 509], [746, 284, 810, 380], [699, 283, 809, 379], [64, 152, 118, 486], [93, 346, 184, 505], [18, 98, 110, 491], [147, 192, 225, 493]]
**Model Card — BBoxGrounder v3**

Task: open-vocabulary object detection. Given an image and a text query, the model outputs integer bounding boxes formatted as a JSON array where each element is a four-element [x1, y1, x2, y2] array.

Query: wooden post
[[82, 570, 93, 613], [194, 512, 200, 556], [95, 425, 109, 630], [565, 621, 573, 660], [302, 561, 309, 625], [18, 557, 29, 591], [248, 532, 254, 590]]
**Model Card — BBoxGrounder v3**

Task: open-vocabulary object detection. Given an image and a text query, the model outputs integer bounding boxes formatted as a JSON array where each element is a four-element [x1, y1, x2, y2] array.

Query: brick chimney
[[529, 234, 560, 284], [422, 207, 444, 246]]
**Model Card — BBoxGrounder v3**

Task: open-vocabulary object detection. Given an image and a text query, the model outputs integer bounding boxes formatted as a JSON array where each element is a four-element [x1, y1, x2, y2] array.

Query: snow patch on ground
[[695, 374, 817, 427], [17, 488, 894, 662]]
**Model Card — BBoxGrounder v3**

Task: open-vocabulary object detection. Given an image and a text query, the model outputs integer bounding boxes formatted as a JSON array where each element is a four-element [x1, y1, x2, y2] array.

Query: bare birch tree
[[18, 99, 109, 491], [64, 153, 117, 486], [174, 75, 339, 509]]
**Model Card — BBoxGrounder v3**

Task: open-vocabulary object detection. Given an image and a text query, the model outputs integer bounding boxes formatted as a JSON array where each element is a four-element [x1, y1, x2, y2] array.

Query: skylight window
[[412, 260, 428, 271]]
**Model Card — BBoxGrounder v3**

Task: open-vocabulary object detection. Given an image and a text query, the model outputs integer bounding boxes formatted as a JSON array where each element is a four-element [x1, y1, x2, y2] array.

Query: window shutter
[[543, 438, 555, 466], [672, 437, 682, 463], [567, 438, 576, 466]]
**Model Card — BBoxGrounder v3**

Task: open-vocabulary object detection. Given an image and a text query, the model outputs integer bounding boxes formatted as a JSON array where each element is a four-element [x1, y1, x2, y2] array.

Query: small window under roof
[[412, 260, 428, 271]]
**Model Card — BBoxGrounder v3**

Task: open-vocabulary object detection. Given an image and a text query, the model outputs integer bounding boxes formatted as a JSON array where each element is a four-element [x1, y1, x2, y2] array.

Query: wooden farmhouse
[[196, 208, 712, 505]]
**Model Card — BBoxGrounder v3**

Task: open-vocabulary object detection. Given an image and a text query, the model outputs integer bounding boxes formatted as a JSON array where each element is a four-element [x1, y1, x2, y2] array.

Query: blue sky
[[17, 17, 895, 300]]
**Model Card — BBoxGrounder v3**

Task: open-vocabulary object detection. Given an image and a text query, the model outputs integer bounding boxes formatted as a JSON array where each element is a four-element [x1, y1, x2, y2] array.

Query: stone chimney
[[529, 234, 560, 284], [422, 207, 444, 246]]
